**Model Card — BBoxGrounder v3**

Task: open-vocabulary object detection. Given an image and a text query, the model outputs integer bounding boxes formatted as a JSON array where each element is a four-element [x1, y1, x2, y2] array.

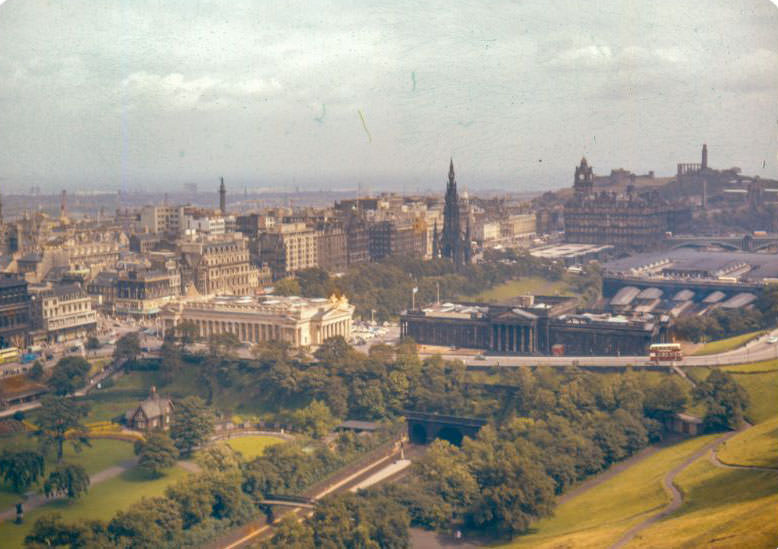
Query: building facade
[[564, 158, 690, 250], [30, 283, 97, 343], [115, 268, 181, 317], [400, 298, 660, 356], [258, 223, 318, 279], [0, 277, 31, 348], [160, 294, 354, 348], [368, 220, 424, 261], [316, 224, 348, 273], [180, 236, 258, 296]]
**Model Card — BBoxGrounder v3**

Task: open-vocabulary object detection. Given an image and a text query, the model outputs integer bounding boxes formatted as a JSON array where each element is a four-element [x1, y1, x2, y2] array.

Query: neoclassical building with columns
[[159, 293, 353, 348]]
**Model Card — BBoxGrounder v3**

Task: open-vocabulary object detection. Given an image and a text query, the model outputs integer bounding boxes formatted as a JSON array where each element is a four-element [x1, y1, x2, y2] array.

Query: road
[[423, 328, 778, 368]]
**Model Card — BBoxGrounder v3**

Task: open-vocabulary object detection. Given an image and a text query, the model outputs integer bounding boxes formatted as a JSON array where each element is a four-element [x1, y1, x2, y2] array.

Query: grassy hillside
[[626, 453, 778, 548], [501, 436, 718, 549], [718, 415, 778, 469], [691, 331, 766, 356], [686, 360, 778, 424]]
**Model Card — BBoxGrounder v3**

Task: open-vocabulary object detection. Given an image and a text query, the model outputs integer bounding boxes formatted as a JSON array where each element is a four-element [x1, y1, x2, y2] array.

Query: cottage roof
[[130, 387, 173, 420]]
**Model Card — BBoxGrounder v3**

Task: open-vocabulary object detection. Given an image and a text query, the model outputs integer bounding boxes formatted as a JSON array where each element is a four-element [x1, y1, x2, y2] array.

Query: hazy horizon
[[1, 0, 777, 194]]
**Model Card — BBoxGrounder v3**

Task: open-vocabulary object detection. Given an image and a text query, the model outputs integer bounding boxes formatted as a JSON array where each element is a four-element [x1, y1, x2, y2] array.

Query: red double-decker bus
[[649, 343, 682, 362]]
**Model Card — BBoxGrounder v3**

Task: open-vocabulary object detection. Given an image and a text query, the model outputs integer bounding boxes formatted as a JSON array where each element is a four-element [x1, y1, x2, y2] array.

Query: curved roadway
[[424, 329, 778, 368]]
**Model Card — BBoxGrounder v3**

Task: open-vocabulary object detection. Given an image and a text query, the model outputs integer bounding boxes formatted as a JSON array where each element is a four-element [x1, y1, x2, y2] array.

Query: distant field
[[0, 465, 190, 548], [463, 276, 572, 302], [626, 455, 778, 548], [224, 434, 285, 459], [501, 435, 718, 549], [691, 331, 766, 356], [718, 415, 778, 469]]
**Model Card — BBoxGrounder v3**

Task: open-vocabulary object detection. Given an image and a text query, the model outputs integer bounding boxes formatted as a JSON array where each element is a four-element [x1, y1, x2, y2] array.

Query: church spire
[[448, 157, 456, 188]]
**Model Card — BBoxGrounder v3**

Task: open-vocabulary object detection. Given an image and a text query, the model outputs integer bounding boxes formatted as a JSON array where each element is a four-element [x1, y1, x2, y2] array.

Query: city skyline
[[0, 0, 777, 193]]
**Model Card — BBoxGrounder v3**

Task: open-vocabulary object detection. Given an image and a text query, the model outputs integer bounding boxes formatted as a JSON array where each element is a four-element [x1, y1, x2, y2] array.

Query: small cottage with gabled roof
[[125, 387, 173, 431]]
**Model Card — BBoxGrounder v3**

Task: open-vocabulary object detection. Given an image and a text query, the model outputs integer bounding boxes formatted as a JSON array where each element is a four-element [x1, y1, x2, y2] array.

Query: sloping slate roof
[[139, 396, 172, 419]]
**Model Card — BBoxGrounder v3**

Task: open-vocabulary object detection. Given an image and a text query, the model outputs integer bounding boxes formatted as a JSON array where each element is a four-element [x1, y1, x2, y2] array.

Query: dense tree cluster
[[47, 336, 748, 546], [276, 251, 575, 321], [262, 491, 410, 549], [693, 369, 750, 431], [48, 357, 91, 396], [23, 431, 393, 548]]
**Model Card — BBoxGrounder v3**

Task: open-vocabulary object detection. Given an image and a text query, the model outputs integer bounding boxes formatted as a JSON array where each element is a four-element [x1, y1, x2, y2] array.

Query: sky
[[0, 0, 777, 194]]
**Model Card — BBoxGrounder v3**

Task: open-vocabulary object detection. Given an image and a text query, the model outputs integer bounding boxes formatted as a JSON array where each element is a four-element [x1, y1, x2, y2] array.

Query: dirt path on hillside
[[609, 426, 748, 549]]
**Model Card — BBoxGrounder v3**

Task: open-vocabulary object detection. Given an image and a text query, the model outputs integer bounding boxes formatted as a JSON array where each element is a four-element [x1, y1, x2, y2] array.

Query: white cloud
[[120, 72, 283, 110]]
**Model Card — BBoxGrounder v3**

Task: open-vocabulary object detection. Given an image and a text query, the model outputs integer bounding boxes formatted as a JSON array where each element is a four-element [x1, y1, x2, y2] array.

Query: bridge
[[259, 494, 316, 509], [667, 234, 778, 252], [404, 411, 488, 446]]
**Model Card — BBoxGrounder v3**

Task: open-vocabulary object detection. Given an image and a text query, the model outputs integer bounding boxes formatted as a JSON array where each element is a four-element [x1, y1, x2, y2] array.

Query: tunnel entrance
[[410, 423, 428, 444]]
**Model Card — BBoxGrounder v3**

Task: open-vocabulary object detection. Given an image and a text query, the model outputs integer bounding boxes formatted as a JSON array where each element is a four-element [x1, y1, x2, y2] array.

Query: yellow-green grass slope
[[717, 415, 778, 469], [499, 435, 718, 549], [626, 442, 778, 548], [0, 465, 190, 548], [691, 330, 766, 356], [627, 426, 778, 548], [626, 361, 778, 548]]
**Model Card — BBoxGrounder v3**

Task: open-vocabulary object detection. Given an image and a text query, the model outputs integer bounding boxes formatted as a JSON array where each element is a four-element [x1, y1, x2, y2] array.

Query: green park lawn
[[626, 453, 778, 548], [691, 331, 766, 356], [223, 434, 285, 460], [0, 438, 135, 513], [0, 465, 190, 548], [501, 435, 718, 549], [463, 276, 572, 302]]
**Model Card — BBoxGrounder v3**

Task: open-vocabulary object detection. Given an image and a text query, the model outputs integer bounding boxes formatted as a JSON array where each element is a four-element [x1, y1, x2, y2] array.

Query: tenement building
[[258, 223, 318, 279], [400, 297, 662, 356], [115, 268, 181, 317], [0, 277, 31, 348], [159, 294, 354, 348], [367, 220, 425, 261], [29, 283, 97, 343], [564, 158, 690, 250], [179, 236, 258, 296]]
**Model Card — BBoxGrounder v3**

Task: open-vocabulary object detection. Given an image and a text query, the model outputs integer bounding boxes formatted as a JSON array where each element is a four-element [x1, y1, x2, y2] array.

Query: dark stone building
[[344, 215, 370, 267], [564, 158, 690, 250], [0, 277, 31, 349], [316, 223, 348, 273], [400, 297, 661, 356], [368, 220, 424, 261]]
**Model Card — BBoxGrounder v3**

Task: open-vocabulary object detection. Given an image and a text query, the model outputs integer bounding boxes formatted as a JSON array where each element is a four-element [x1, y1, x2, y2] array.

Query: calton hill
[[0, 255, 775, 548]]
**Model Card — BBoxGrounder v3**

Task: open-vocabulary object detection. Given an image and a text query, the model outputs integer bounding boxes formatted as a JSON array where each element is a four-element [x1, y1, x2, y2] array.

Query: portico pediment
[[491, 308, 537, 323]]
